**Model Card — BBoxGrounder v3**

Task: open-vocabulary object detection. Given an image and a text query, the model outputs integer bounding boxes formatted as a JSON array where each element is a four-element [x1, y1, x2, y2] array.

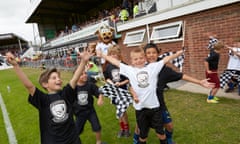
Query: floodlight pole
[[18, 39, 23, 53]]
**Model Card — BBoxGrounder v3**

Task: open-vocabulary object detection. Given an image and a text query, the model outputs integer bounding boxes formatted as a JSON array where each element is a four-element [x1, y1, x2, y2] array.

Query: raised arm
[[227, 46, 240, 57], [96, 50, 120, 67], [182, 74, 215, 89], [162, 49, 184, 64], [6, 52, 36, 96], [70, 50, 90, 89]]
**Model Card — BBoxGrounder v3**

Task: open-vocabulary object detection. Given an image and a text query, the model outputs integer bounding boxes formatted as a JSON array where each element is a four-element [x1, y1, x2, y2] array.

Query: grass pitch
[[0, 67, 240, 144]]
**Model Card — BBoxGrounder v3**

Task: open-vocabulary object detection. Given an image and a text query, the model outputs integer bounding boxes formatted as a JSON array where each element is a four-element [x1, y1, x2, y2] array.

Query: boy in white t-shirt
[[225, 41, 240, 94], [97, 46, 183, 144]]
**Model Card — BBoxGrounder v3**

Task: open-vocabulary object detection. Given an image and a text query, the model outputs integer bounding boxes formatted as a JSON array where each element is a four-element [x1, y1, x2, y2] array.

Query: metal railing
[[20, 58, 81, 71]]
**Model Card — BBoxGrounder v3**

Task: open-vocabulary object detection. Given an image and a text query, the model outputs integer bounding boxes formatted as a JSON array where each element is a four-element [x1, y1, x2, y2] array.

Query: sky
[[0, 0, 38, 43]]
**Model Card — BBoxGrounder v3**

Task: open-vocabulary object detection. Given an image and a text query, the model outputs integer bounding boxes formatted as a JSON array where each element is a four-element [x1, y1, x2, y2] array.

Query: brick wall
[[117, 2, 240, 79]]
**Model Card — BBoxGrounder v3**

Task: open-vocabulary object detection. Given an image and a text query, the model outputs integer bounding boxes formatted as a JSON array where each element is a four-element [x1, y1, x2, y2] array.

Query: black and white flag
[[208, 37, 218, 49], [220, 70, 240, 88], [100, 83, 133, 119], [158, 51, 185, 70]]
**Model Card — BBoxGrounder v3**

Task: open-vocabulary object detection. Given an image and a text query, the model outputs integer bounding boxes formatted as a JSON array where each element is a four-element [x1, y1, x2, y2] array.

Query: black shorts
[[135, 107, 165, 139], [75, 109, 101, 134]]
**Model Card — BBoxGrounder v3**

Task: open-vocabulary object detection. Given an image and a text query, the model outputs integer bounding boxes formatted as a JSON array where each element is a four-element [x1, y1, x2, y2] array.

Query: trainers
[[133, 133, 139, 144], [225, 88, 234, 93], [213, 96, 220, 101], [207, 99, 218, 103], [117, 130, 124, 138]]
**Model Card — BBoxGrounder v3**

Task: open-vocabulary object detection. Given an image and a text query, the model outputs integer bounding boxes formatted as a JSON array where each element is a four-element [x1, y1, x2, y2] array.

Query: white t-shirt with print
[[227, 48, 240, 70], [119, 61, 164, 110]]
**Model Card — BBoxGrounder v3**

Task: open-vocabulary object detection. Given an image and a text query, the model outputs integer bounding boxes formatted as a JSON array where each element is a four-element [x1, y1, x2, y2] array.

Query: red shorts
[[205, 71, 220, 88]]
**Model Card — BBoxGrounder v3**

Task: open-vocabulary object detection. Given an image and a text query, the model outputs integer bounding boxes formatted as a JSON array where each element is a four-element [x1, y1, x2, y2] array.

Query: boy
[[103, 45, 131, 138], [73, 71, 105, 144], [224, 41, 240, 94], [97, 46, 184, 144], [6, 50, 90, 144], [133, 43, 215, 144], [205, 41, 224, 103]]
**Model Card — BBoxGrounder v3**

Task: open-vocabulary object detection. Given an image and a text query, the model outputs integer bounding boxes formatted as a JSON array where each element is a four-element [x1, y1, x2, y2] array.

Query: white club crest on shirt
[[137, 71, 149, 88], [77, 91, 88, 105], [50, 100, 68, 123]]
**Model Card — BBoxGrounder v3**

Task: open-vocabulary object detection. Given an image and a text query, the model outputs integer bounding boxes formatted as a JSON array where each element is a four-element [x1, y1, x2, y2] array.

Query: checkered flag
[[158, 51, 185, 69], [100, 83, 133, 119], [208, 37, 218, 49], [220, 70, 240, 88]]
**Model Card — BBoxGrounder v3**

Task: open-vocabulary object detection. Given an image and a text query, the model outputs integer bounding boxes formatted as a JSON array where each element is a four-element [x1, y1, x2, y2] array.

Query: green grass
[[0, 68, 240, 144]]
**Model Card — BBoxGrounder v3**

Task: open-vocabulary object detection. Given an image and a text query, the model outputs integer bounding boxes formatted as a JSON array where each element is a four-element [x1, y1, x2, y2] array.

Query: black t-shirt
[[28, 84, 79, 144], [205, 49, 220, 70], [73, 82, 99, 114], [157, 66, 183, 110], [104, 63, 129, 90]]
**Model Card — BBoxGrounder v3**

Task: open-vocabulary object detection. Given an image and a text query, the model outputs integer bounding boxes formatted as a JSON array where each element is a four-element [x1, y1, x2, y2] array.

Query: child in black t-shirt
[[204, 39, 224, 103], [103, 46, 131, 138], [6, 50, 90, 144], [73, 71, 106, 144]]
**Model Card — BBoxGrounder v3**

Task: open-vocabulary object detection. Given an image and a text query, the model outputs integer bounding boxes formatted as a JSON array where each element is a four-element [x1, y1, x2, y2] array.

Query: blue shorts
[[162, 109, 172, 124]]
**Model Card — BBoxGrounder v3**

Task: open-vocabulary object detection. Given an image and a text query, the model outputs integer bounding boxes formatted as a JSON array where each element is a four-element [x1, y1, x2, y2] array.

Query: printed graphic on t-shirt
[[111, 69, 120, 82], [50, 100, 69, 123], [137, 71, 149, 88], [77, 91, 88, 105]]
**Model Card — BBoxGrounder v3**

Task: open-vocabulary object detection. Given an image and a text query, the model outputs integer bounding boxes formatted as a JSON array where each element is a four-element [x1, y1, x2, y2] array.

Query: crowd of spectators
[[55, 0, 141, 38], [2, 0, 156, 69]]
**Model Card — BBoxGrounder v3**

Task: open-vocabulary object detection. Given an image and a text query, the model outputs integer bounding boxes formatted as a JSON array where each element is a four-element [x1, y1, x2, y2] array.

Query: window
[[123, 29, 146, 45], [150, 21, 182, 41]]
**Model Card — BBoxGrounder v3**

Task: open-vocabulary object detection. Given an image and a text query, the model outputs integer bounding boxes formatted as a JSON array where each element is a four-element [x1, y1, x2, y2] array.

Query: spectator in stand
[[133, 1, 139, 18], [64, 25, 69, 34], [122, 0, 130, 13], [70, 48, 78, 66], [59, 30, 65, 37], [72, 24, 79, 33], [119, 6, 129, 22]]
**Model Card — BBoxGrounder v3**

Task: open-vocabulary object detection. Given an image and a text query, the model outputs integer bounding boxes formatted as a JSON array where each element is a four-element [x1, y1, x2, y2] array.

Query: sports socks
[[208, 90, 213, 99], [133, 133, 139, 144], [165, 130, 173, 144]]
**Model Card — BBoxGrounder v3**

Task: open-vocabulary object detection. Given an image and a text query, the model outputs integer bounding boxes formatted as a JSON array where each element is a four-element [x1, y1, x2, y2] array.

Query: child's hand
[[133, 96, 139, 103], [114, 82, 121, 87], [97, 96, 104, 106], [6, 52, 18, 66], [200, 78, 215, 89], [78, 48, 91, 62]]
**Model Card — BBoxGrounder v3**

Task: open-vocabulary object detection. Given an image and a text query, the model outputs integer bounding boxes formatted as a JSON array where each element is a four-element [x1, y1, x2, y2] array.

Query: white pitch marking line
[[0, 93, 17, 144]]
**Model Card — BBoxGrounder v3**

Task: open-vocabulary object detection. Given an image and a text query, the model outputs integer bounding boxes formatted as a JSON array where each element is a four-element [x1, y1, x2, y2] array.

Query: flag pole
[[181, 20, 186, 72]]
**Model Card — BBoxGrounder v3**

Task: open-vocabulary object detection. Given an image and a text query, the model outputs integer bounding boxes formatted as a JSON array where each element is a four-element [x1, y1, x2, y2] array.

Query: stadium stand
[[0, 33, 29, 57]]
